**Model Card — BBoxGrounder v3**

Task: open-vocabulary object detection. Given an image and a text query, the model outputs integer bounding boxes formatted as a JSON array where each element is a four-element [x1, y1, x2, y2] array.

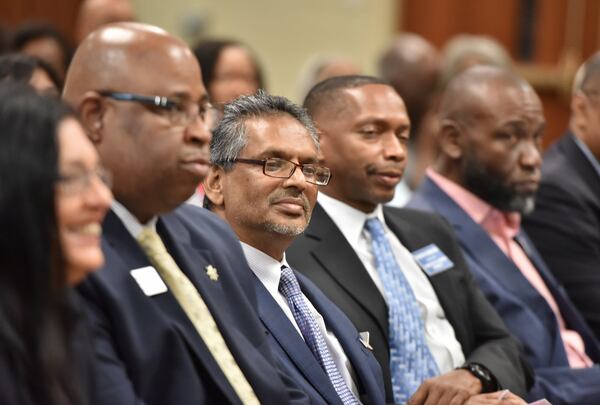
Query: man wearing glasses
[[63, 23, 308, 405], [203, 91, 387, 405]]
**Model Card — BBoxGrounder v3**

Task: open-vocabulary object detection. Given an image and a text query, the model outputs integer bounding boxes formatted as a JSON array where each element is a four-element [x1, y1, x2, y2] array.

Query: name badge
[[412, 244, 454, 276], [130, 266, 168, 296]]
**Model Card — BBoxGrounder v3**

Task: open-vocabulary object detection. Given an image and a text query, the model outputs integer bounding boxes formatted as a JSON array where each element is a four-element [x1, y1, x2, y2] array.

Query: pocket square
[[359, 331, 373, 350]]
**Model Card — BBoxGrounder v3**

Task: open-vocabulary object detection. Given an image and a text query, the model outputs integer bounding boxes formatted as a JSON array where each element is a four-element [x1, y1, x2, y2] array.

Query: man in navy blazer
[[63, 23, 307, 405], [523, 53, 600, 340], [203, 91, 387, 405], [409, 65, 600, 405]]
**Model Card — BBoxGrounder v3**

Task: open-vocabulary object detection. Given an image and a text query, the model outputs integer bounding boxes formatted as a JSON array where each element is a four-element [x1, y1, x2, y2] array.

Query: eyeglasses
[[220, 157, 331, 186], [57, 166, 113, 195], [98, 91, 218, 130]]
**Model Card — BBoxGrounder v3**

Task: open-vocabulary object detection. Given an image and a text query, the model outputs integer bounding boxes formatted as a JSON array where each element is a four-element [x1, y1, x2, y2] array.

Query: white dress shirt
[[111, 200, 158, 237], [318, 192, 466, 373], [241, 242, 361, 400]]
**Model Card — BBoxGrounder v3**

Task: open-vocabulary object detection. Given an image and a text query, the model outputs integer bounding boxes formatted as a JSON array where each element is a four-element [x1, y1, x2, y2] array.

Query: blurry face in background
[[209, 46, 260, 108], [20, 37, 67, 81], [55, 118, 112, 285], [29, 67, 59, 97]]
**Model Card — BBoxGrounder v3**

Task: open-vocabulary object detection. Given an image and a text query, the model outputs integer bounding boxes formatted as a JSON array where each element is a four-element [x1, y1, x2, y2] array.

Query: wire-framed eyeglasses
[[219, 157, 331, 186]]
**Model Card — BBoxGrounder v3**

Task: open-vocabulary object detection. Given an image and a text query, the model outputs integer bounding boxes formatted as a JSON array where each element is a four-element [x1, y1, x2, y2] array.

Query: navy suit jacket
[[523, 133, 600, 339], [409, 176, 600, 405], [288, 203, 531, 402], [254, 269, 386, 405], [77, 205, 307, 405]]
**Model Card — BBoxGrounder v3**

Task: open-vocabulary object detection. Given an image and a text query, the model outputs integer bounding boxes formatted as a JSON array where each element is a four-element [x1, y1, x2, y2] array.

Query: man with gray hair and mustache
[[203, 91, 387, 405]]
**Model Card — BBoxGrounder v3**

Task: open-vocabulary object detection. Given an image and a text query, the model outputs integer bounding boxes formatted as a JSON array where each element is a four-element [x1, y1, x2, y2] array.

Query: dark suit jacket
[[287, 203, 531, 402], [254, 269, 386, 405], [410, 176, 600, 405], [77, 205, 307, 405], [523, 132, 600, 339]]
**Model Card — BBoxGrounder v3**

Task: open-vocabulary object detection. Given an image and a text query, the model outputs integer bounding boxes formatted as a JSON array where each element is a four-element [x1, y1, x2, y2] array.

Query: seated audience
[[63, 22, 308, 405], [287, 75, 532, 405], [203, 90, 386, 404], [0, 82, 112, 404], [0, 53, 61, 95], [523, 52, 600, 341], [409, 65, 600, 405]]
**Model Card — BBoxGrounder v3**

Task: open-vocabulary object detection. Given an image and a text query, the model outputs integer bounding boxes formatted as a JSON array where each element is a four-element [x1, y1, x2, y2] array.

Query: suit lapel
[[104, 211, 240, 405], [253, 276, 342, 405], [418, 179, 560, 335], [297, 273, 385, 404], [305, 204, 389, 345]]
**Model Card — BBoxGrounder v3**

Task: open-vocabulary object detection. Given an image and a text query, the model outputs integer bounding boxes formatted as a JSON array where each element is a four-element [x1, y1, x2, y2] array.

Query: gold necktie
[[137, 227, 260, 405]]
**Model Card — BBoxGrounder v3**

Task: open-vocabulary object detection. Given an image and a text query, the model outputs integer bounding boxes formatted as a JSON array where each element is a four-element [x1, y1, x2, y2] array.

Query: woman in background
[[0, 82, 112, 404]]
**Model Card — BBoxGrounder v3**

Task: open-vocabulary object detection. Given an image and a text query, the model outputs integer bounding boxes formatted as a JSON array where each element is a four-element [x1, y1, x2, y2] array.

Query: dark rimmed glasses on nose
[[219, 157, 332, 186], [57, 166, 113, 195], [98, 91, 218, 130]]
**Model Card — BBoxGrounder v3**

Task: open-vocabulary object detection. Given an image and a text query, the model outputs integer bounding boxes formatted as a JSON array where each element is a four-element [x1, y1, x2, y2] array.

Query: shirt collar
[[241, 242, 289, 293], [317, 192, 385, 244], [111, 200, 158, 238], [427, 168, 521, 240]]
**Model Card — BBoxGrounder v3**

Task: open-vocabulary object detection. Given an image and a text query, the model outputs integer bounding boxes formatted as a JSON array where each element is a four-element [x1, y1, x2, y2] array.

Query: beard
[[262, 189, 312, 236], [462, 154, 536, 215]]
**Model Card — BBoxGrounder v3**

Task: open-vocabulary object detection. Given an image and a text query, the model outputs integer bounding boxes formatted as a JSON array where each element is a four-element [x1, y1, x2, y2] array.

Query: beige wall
[[132, 0, 396, 102]]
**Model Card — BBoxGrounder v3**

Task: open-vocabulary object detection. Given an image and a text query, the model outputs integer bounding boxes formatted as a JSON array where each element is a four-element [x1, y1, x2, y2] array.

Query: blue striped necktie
[[364, 217, 439, 404], [278, 265, 359, 405]]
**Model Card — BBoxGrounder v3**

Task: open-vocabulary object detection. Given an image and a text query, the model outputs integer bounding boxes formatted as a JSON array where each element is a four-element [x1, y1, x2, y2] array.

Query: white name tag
[[130, 266, 168, 296]]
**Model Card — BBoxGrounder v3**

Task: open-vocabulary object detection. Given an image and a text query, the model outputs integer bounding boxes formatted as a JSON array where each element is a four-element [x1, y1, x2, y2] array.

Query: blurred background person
[[193, 38, 264, 113], [10, 22, 73, 84], [523, 52, 600, 340], [378, 33, 441, 206], [296, 53, 361, 102], [0, 82, 112, 404], [0, 53, 61, 95], [190, 38, 264, 206], [74, 0, 135, 43]]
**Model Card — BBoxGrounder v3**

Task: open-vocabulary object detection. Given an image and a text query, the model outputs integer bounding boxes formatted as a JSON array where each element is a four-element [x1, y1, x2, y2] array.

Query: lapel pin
[[205, 264, 219, 281]]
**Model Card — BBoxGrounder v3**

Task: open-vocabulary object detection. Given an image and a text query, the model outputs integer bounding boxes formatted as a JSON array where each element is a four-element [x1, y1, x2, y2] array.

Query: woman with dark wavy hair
[[0, 82, 112, 404]]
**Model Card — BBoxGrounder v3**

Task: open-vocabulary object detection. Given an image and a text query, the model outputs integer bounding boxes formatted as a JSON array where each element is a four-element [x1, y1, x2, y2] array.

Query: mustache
[[268, 190, 311, 214], [365, 164, 404, 175]]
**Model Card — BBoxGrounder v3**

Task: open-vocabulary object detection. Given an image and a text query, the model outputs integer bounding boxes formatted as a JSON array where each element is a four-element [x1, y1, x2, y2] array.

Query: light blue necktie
[[278, 265, 359, 405], [364, 217, 439, 404]]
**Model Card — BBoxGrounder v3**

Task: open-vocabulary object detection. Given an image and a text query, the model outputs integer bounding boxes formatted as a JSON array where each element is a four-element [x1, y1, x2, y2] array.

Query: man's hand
[[465, 391, 527, 405], [408, 369, 482, 405]]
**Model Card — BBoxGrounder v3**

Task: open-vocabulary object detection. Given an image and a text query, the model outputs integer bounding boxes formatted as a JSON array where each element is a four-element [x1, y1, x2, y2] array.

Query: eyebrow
[[169, 91, 210, 104], [255, 148, 318, 163]]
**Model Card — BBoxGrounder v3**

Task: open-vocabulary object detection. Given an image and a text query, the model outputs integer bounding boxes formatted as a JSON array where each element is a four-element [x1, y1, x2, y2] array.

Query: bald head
[[75, 0, 134, 43], [436, 65, 545, 214], [64, 22, 199, 107], [378, 33, 439, 131], [63, 22, 209, 222], [439, 65, 533, 128], [570, 51, 600, 158]]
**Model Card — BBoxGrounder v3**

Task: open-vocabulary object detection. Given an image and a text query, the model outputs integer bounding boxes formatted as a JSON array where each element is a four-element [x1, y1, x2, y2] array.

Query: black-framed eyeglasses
[[57, 166, 113, 195], [218, 157, 331, 186], [98, 91, 218, 130]]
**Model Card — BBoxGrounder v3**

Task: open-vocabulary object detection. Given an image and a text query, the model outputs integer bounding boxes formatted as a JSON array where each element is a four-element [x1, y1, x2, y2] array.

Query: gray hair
[[210, 90, 319, 170]]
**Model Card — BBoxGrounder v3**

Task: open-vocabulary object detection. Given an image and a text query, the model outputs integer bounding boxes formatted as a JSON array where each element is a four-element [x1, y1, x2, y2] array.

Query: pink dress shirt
[[427, 168, 592, 368]]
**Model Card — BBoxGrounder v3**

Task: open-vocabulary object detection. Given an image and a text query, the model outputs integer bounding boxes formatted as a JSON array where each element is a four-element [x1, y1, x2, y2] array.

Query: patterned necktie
[[137, 228, 260, 405], [364, 217, 439, 404], [278, 265, 359, 405]]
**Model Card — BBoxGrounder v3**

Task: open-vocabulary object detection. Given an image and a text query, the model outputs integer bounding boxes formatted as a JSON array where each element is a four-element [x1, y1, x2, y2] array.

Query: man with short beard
[[203, 91, 387, 405], [409, 65, 600, 404]]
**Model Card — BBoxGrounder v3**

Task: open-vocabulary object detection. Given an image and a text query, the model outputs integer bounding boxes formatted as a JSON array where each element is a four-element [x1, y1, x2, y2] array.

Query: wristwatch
[[459, 362, 498, 393]]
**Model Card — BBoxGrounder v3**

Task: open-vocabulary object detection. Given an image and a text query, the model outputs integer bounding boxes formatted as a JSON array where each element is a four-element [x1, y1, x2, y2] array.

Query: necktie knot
[[364, 217, 386, 239], [278, 265, 304, 300]]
